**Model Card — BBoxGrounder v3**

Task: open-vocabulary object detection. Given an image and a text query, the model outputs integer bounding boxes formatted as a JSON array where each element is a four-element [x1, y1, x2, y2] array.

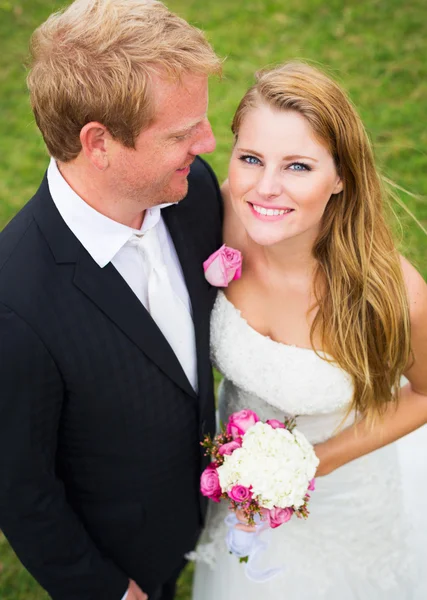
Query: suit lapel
[[163, 204, 213, 404], [73, 250, 197, 398], [33, 177, 196, 399]]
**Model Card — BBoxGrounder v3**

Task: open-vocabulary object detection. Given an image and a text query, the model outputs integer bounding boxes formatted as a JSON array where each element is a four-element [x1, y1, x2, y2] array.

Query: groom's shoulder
[[0, 199, 38, 268], [186, 157, 223, 227], [0, 179, 47, 280], [188, 156, 221, 202]]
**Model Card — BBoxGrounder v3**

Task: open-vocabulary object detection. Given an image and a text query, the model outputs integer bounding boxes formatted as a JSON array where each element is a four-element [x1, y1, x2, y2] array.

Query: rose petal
[[203, 245, 243, 287], [204, 256, 228, 287]]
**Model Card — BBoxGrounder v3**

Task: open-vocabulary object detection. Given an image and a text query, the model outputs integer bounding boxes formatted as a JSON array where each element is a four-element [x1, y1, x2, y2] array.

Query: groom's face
[[108, 72, 216, 208]]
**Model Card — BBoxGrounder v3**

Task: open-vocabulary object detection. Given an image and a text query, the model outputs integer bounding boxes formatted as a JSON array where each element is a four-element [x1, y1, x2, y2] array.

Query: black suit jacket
[[0, 157, 222, 600]]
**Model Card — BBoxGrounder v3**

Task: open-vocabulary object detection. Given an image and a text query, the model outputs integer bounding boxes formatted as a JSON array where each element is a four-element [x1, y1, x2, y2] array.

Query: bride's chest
[[225, 280, 320, 350], [211, 293, 354, 416]]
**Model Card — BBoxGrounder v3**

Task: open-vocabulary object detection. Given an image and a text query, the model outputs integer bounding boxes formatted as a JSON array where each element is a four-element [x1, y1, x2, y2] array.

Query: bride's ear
[[332, 177, 343, 195]]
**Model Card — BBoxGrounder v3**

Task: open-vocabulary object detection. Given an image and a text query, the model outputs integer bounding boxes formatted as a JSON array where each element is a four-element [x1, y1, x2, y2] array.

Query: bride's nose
[[255, 168, 282, 199]]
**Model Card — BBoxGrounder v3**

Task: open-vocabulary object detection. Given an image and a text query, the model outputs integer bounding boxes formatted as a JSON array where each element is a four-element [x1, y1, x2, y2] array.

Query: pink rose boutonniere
[[203, 244, 242, 287]]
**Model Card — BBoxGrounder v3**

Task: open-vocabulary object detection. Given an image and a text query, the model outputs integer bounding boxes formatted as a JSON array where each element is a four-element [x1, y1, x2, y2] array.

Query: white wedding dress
[[191, 291, 427, 599]]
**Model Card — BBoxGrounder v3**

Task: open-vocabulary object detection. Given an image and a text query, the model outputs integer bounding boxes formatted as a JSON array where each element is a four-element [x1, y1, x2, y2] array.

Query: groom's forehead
[[147, 73, 209, 129]]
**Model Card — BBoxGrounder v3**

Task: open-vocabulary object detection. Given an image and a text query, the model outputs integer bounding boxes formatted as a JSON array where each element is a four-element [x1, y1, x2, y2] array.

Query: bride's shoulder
[[399, 257, 427, 395], [399, 255, 427, 324]]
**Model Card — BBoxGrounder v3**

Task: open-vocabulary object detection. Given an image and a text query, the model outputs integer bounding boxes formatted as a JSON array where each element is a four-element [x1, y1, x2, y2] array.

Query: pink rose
[[226, 409, 260, 439], [200, 464, 221, 502], [203, 244, 242, 287], [267, 507, 293, 529], [266, 419, 285, 429], [228, 485, 252, 503], [218, 438, 242, 456], [308, 478, 316, 491]]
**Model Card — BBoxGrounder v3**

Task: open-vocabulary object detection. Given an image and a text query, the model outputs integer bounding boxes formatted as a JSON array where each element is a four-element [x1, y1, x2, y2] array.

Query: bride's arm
[[315, 258, 427, 476]]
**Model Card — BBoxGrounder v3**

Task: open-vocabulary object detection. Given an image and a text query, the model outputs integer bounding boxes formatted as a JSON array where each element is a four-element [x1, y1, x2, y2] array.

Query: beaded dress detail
[[191, 291, 426, 600]]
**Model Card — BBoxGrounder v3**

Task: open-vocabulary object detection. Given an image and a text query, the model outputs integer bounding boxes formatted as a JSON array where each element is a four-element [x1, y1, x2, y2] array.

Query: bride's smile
[[228, 103, 342, 248]]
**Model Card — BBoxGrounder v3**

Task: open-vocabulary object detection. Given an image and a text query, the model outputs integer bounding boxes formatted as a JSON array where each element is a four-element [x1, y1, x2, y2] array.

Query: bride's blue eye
[[239, 155, 261, 165], [289, 162, 311, 172]]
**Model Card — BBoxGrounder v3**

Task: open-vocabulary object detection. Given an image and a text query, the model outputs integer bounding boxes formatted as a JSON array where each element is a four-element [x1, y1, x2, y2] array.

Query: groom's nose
[[190, 119, 216, 156]]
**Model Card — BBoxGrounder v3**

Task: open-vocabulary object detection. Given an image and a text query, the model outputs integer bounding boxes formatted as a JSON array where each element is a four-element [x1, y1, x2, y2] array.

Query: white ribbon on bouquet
[[224, 513, 284, 582]]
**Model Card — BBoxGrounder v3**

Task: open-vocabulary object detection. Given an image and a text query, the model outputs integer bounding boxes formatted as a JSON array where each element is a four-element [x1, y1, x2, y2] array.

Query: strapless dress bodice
[[211, 291, 355, 443]]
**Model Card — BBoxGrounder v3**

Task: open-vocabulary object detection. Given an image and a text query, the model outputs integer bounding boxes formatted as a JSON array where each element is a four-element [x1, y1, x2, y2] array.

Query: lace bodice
[[211, 291, 354, 443]]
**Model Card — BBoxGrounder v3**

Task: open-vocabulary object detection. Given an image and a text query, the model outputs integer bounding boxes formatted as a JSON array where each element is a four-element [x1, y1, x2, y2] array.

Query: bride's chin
[[245, 229, 287, 247]]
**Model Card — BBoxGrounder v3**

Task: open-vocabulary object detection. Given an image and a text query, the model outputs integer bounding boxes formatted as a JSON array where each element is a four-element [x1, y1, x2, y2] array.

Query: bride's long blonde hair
[[231, 62, 411, 421]]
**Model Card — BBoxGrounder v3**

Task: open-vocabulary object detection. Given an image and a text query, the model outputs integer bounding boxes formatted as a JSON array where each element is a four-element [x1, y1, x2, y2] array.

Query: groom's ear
[[80, 122, 110, 171]]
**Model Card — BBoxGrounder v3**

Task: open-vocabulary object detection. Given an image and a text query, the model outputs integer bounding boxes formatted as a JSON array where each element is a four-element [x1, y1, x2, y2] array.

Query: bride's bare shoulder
[[221, 179, 247, 251]]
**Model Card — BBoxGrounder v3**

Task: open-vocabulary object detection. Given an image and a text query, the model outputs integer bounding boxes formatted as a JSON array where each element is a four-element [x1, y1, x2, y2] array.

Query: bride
[[191, 62, 427, 598]]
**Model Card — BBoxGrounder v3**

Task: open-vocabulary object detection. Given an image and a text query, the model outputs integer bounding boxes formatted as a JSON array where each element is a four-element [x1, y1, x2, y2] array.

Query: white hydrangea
[[217, 421, 319, 510]]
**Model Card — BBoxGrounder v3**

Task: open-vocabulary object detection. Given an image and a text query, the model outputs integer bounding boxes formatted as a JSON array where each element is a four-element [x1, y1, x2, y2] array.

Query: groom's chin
[[167, 179, 190, 205]]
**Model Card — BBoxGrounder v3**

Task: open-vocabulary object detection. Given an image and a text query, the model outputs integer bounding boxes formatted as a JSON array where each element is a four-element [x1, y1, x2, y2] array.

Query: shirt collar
[[47, 158, 175, 267]]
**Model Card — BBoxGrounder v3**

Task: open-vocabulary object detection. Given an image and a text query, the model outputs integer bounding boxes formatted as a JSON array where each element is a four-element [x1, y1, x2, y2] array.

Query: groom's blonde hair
[[27, 0, 222, 162]]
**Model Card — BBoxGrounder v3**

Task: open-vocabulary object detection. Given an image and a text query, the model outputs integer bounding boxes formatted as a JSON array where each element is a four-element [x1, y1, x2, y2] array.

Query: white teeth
[[252, 204, 292, 216]]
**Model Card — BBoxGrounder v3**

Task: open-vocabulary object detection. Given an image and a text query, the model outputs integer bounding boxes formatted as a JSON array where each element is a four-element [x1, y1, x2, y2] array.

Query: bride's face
[[228, 103, 343, 247]]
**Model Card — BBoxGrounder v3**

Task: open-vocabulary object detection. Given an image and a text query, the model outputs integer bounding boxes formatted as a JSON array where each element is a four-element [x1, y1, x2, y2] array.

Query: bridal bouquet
[[200, 409, 319, 578], [201, 409, 318, 526]]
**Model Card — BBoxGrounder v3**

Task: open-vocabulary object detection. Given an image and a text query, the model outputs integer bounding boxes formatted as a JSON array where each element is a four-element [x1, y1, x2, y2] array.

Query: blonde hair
[[27, 0, 222, 162], [232, 62, 411, 421]]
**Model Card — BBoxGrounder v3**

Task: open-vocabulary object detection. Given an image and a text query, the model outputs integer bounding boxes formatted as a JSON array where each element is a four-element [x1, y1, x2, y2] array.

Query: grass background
[[0, 0, 426, 598]]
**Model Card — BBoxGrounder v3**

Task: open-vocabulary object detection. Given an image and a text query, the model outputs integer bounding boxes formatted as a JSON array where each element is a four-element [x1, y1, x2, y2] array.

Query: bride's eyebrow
[[282, 155, 319, 162], [236, 148, 263, 157]]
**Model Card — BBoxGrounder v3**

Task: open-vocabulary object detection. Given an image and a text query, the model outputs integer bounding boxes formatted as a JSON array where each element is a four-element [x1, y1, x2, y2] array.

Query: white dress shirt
[[47, 159, 193, 314], [47, 159, 197, 600]]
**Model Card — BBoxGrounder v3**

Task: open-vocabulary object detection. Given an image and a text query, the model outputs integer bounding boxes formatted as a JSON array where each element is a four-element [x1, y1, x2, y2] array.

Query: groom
[[0, 1, 222, 599]]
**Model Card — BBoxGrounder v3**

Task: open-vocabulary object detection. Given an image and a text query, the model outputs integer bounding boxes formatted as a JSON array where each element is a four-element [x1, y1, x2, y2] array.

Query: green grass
[[0, 0, 426, 598]]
